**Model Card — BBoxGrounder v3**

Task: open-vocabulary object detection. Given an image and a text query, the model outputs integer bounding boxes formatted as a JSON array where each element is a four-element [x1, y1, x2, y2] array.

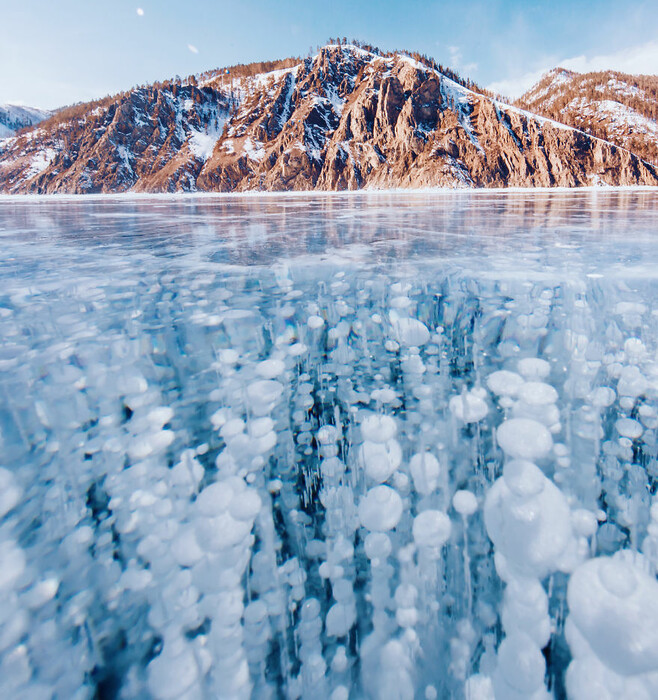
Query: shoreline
[[0, 184, 657, 202]]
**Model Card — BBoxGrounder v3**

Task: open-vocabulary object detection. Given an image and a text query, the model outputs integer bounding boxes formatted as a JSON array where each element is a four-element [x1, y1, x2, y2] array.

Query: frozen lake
[[2, 189, 658, 699]]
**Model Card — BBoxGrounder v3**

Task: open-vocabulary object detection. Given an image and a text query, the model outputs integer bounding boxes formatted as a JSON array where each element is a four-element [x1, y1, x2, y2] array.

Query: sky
[[1, 0, 658, 109]]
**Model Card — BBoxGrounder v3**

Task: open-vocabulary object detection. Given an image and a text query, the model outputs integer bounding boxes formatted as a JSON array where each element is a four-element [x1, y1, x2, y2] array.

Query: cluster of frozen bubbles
[[3, 246, 658, 699]]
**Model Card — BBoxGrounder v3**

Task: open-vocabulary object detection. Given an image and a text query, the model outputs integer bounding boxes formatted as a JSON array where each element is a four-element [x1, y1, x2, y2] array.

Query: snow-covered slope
[[1, 46, 657, 193], [0, 104, 52, 137], [519, 68, 658, 164]]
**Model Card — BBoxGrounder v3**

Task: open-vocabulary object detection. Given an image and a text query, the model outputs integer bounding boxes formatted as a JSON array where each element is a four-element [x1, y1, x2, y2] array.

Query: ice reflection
[[2, 189, 658, 268]]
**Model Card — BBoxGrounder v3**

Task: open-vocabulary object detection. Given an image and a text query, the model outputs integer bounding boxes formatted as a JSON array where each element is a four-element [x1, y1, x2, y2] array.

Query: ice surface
[[1, 190, 658, 698]]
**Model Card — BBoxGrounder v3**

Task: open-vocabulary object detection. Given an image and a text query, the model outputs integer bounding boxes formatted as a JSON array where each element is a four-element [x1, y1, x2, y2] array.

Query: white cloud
[[188, 44, 199, 55], [447, 45, 478, 77], [487, 39, 658, 100], [561, 40, 658, 75], [136, 7, 144, 16], [486, 69, 550, 100]]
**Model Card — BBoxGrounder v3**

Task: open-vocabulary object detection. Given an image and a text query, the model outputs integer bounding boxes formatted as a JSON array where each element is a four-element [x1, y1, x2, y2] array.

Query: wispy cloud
[[487, 40, 658, 100], [486, 69, 550, 100], [187, 44, 199, 55], [446, 45, 478, 76], [562, 40, 658, 75]]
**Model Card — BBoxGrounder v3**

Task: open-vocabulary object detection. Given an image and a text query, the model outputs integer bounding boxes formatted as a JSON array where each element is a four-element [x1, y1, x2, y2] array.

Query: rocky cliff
[[1, 45, 657, 193]]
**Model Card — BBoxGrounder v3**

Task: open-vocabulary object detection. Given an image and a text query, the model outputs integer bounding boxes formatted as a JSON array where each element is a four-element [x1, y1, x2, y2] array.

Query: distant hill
[[0, 104, 52, 138], [1, 45, 656, 193], [518, 68, 658, 165]]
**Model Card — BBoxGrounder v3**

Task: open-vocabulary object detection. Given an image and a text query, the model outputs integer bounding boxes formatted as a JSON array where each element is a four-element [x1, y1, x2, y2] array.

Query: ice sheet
[[1, 190, 658, 698]]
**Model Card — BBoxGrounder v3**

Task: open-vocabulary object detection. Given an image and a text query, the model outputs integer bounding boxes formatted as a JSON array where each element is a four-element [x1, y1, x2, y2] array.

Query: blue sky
[[2, 0, 658, 109]]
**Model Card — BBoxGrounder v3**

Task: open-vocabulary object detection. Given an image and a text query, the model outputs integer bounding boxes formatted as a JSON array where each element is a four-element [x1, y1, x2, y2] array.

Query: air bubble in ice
[[615, 418, 643, 439], [358, 486, 403, 532], [496, 419, 553, 460], [364, 532, 392, 561], [256, 358, 285, 378], [307, 315, 325, 329], [453, 490, 478, 517], [449, 390, 489, 423], [412, 510, 452, 549], [494, 633, 547, 696], [565, 553, 658, 699], [359, 440, 402, 483], [485, 460, 574, 578], [0, 468, 21, 518], [518, 358, 551, 380], [361, 414, 397, 443], [409, 452, 441, 495], [487, 370, 525, 397], [518, 382, 559, 406], [391, 317, 430, 347]]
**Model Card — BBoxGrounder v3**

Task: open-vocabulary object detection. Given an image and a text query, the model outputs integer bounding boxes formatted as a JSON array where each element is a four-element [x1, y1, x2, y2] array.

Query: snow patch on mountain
[[243, 137, 265, 161], [116, 145, 134, 176], [0, 104, 52, 137], [278, 73, 297, 128], [324, 86, 345, 116], [189, 114, 227, 162], [397, 54, 429, 72], [26, 147, 56, 178], [252, 65, 300, 91], [569, 98, 658, 137], [189, 130, 219, 161], [441, 77, 483, 151], [597, 78, 643, 99]]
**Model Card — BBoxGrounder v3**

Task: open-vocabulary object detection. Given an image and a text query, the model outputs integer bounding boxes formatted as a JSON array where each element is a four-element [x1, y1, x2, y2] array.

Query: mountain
[[1, 45, 657, 193], [518, 68, 658, 165], [0, 104, 52, 138]]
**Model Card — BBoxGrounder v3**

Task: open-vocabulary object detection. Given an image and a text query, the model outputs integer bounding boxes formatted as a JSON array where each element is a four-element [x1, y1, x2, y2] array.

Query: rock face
[[1, 45, 657, 193], [519, 67, 658, 166]]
